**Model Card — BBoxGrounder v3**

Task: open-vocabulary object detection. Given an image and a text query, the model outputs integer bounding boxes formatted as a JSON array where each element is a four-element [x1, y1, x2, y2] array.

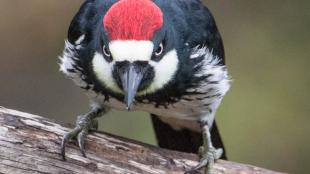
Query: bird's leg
[[61, 107, 105, 160], [186, 121, 223, 174]]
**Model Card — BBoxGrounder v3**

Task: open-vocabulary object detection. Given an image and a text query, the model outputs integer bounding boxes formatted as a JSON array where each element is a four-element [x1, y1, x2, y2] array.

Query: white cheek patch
[[109, 40, 154, 62], [92, 48, 179, 95], [92, 52, 122, 93], [139, 49, 179, 95]]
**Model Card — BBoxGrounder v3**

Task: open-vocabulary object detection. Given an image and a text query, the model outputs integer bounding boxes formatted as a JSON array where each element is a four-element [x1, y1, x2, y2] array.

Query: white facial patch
[[92, 40, 179, 95], [109, 40, 154, 62], [139, 49, 179, 95], [92, 52, 122, 93]]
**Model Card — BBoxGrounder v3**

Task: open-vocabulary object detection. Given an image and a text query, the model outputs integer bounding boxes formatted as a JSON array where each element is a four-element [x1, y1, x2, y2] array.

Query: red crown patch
[[103, 0, 163, 40]]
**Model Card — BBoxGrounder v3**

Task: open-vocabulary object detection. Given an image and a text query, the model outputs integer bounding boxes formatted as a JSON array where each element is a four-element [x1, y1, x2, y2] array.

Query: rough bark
[[0, 106, 285, 174]]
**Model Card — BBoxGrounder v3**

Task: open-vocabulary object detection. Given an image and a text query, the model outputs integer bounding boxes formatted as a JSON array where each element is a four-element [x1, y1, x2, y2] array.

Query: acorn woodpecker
[[59, 0, 231, 173]]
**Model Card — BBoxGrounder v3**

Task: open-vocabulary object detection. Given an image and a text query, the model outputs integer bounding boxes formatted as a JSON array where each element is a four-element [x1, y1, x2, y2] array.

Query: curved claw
[[77, 129, 88, 157], [185, 147, 223, 174], [185, 159, 209, 174], [60, 108, 104, 160], [61, 127, 82, 160], [61, 136, 67, 161], [189, 160, 209, 172]]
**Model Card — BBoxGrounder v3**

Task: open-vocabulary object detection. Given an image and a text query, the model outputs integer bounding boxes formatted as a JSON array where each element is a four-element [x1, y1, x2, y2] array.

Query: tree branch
[[0, 106, 285, 174]]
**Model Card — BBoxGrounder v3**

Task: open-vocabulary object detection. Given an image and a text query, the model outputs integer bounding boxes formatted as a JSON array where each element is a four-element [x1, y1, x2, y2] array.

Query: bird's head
[[92, 0, 179, 109]]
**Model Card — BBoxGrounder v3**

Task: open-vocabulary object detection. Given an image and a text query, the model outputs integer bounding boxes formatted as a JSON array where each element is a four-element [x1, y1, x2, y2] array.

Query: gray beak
[[119, 64, 144, 110]]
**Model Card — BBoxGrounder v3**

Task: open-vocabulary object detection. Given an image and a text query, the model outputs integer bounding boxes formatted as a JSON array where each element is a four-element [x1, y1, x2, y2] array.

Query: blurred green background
[[0, 0, 309, 173]]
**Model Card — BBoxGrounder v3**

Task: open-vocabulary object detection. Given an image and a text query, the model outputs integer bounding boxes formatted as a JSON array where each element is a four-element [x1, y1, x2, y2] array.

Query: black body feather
[[63, 0, 227, 158], [151, 0, 227, 158]]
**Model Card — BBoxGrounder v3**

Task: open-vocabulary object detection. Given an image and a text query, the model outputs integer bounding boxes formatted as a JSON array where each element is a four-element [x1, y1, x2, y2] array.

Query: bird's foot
[[186, 146, 222, 174], [61, 114, 98, 160]]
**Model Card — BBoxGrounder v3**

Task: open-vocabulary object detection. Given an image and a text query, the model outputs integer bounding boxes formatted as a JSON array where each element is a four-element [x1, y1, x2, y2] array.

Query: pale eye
[[155, 42, 164, 57], [103, 45, 111, 57]]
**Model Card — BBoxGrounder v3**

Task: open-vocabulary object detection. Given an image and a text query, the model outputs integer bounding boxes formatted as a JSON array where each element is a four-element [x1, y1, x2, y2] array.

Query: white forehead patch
[[109, 40, 154, 62]]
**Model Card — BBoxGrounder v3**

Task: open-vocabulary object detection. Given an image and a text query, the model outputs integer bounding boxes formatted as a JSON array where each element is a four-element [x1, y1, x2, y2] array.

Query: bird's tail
[[151, 115, 227, 159]]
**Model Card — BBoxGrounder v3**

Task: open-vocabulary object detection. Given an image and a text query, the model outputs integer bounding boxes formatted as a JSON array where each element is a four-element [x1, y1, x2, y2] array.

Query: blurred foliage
[[0, 0, 309, 173]]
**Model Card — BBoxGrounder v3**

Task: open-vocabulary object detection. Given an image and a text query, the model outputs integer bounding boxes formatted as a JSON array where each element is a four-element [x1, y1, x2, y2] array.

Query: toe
[[186, 147, 221, 174], [61, 127, 82, 160], [205, 158, 214, 174], [77, 129, 89, 157], [214, 148, 223, 159], [61, 137, 68, 160], [91, 119, 99, 131], [193, 158, 209, 171]]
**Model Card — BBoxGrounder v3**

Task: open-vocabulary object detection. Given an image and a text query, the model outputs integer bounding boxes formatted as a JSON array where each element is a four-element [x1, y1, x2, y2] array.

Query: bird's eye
[[103, 45, 111, 57], [155, 42, 164, 57]]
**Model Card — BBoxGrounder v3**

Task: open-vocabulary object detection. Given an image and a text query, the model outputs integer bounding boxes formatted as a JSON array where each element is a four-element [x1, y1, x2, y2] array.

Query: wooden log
[[0, 106, 285, 174]]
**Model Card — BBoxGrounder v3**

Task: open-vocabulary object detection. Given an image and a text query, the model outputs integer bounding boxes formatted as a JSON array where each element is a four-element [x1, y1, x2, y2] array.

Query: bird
[[59, 0, 231, 173]]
